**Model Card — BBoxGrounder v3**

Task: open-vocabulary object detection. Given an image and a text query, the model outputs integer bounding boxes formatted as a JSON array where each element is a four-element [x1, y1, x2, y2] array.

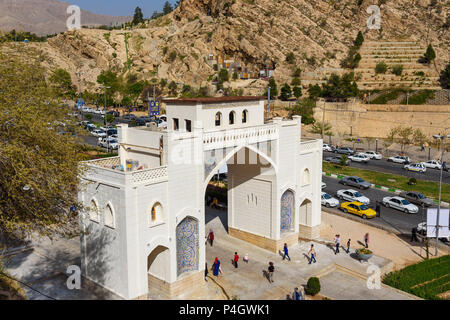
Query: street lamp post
[[432, 132, 450, 256], [99, 85, 111, 152], [376, 139, 378, 153]]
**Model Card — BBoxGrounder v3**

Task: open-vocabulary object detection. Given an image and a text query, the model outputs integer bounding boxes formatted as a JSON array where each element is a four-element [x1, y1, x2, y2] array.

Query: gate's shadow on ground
[[205, 206, 228, 233]]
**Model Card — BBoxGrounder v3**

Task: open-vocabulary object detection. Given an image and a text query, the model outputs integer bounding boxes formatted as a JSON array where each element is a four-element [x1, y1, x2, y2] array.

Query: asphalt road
[[322, 175, 429, 234], [323, 151, 450, 184]]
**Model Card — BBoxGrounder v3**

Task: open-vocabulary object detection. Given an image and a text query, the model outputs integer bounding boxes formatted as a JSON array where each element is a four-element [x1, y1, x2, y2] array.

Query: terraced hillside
[[356, 40, 441, 91]]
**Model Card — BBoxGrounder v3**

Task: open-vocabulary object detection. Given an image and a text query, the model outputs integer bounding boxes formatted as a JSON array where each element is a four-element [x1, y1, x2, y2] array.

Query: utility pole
[[267, 87, 271, 118], [321, 100, 326, 140], [432, 131, 449, 257]]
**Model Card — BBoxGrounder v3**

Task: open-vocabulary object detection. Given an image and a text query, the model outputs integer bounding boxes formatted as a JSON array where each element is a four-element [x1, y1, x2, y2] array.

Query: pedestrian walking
[[364, 233, 369, 249], [268, 262, 275, 283], [212, 257, 221, 277], [334, 234, 341, 254], [233, 252, 239, 268], [208, 229, 214, 247], [375, 201, 381, 217], [308, 244, 317, 264], [421, 144, 425, 152], [205, 263, 208, 281], [292, 287, 300, 300], [243, 253, 249, 263], [346, 239, 351, 254], [411, 227, 419, 242], [299, 286, 305, 300], [283, 243, 291, 261]]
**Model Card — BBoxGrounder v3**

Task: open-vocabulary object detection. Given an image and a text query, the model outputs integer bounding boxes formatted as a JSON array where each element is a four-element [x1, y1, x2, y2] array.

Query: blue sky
[[68, 0, 173, 17]]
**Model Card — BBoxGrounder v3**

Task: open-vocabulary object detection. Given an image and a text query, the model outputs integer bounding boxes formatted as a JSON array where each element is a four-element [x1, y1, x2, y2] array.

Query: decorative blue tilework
[[176, 217, 199, 277], [281, 190, 294, 233]]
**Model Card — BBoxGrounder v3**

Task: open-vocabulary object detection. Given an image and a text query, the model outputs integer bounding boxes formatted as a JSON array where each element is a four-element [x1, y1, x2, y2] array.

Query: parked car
[[321, 182, 326, 189], [98, 137, 119, 149], [323, 144, 333, 152], [121, 114, 137, 122], [334, 147, 354, 155], [321, 192, 339, 208], [86, 123, 96, 131], [336, 189, 370, 205], [340, 201, 376, 219], [106, 129, 118, 136], [404, 163, 426, 173], [417, 222, 449, 242], [339, 176, 371, 189], [421, 160, 442, 170], [325, 156, 350, 166], [91, 129, 106, 138], [349, 154, 370, 163], [399, 191, 434, 207], [382, 196, 419, 214], [387, 156, 410, 164], [139, 116, 153, 123], [360, 151, 382, 160]]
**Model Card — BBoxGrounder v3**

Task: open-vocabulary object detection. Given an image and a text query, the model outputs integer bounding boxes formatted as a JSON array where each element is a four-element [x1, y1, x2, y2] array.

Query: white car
[[336, 189, 370, 205], [91, 129, 107, 138], [321, 192, 339, 208], [404, 163, 426, 173], [349, 154, 370, 163], [323, 144, 333, 152], [98, 137, 119, 149], [421, 160, 442, 170], [388, 156, 410, 164], [382, 196, 419, 214], [322, 182, 326, 189], [361, 151, 382, 160]]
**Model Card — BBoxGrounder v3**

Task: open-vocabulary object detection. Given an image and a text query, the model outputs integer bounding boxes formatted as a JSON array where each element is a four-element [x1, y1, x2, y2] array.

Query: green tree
[[291, 98, 316, 124], [49, 68, 75, 97], [168, 81, 178, 95], [291, 77, 301, 86], [132, 7, 145, 25], [424, 44, 436, 63], [310, 121, 333, 136], [97, 70, 120, 94], [386, 126, 427, 154], [0, 52, 84, 240], [293, 86, 302, 99], [392, 65, 404, 76], [280, 83, 292, 101], [439, 63, 450, 88], [354, 31, 364, 48], [308, 84, 322, 99], [285, 52, 295, 64], [292, 68, 302, 78], [306, 277, 321, 296], [106, 114, 115, 124], [375, 62, 388, 74], [265, 77, 278, 98], [218, 69, 230, 82], [163, 1, 173, 15]]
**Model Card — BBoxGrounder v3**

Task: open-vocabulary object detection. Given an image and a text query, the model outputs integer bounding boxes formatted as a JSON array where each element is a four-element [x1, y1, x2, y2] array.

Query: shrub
[[375, 62, 388, 74], [408, 178, 417, 185], [392, 65, 404, 76], [286, 52, 295, 64], [424, 44, 436, 63], [340, 154, 348, 166], [306, 277, 321, 296], [169, 51, 177, 62]]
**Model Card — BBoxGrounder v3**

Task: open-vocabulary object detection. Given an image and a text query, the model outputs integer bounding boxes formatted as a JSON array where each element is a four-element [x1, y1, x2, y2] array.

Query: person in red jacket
[[233, 252, 239, 268], [208, 229, 214, 247]]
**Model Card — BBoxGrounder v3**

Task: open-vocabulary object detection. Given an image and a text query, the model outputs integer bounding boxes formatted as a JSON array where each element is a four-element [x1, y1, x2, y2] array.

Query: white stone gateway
[[78, 96, 323, 299]]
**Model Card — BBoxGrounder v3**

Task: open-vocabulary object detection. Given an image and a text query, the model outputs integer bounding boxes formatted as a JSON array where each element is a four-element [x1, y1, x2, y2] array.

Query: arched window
[[105, 204, 115, 228], [302, 168, 310, 186], [150, 202, 163, 225], [215, 112, 222, 126], [242, 110, 248, 123], [89, 200, 99, 222], [229, 111, 235, 125]]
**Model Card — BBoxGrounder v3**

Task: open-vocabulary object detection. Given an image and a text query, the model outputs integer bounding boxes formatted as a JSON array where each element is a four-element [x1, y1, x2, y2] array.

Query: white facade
[[78, 96, 323, 300]]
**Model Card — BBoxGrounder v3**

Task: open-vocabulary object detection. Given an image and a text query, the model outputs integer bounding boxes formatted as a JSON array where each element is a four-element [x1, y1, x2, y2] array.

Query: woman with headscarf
[[213, 257, 221, 277]]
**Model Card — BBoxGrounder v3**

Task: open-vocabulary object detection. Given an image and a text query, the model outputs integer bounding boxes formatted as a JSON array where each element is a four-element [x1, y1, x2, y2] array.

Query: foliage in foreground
[[0, 50, 84, 240], [306, 277, 321, 296], [383, 255, 450, 300]]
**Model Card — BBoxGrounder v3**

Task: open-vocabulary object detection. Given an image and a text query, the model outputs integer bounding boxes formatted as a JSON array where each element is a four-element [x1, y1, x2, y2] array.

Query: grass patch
[[322, 162, 450, 202], [370, 88, 406, 104], [383, 255, 450, 300], [400, 90, 435, 105]]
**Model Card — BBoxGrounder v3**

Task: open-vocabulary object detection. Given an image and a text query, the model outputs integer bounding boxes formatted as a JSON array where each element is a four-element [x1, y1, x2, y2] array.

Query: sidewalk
[[203, 208, 419, 300], [320, 211, 449, 270]]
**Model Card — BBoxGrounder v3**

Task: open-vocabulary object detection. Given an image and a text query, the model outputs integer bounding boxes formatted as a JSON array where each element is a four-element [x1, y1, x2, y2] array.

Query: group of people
[[333, 233, 369, 255]]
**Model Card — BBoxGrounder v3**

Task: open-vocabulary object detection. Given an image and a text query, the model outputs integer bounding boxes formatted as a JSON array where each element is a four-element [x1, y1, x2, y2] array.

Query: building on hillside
[[78, 96, 323, 300]]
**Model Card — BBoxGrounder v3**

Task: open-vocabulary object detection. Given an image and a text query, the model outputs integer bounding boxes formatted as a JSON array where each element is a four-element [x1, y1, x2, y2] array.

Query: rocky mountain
[[0, 0, 129, 35], [6, 0, 449, 95]]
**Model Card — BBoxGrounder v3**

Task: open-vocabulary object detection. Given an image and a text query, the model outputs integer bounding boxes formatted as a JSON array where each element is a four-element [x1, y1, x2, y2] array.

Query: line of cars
[[323, 144, 448, 172], [79, 121, 119, 150], [321, 175, 434, 219]]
